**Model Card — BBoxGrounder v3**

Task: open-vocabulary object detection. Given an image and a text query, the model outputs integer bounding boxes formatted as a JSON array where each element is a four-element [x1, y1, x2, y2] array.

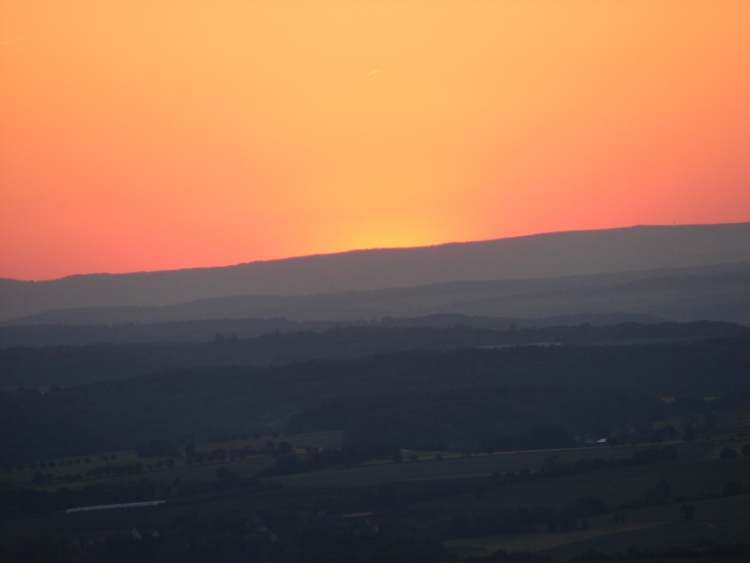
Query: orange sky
[[2, 0, 749, 280]]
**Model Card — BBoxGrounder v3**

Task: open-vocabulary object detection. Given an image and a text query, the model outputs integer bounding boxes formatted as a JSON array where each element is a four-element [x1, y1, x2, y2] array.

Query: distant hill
[[7, 261, 750, 327], [1, 222, 749, 322], [0, 312, 670, 348], [0, 318, 336, 348]]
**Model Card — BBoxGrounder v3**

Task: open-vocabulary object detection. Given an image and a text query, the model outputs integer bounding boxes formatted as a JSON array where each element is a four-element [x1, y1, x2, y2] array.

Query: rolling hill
[[1, 222, 749, 322], [7, 261, 750, 326]]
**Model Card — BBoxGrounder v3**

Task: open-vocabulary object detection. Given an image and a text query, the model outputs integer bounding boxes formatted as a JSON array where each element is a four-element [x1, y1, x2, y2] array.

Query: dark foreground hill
[[2, 222, 749, 321], [2, 321, 747, 388]]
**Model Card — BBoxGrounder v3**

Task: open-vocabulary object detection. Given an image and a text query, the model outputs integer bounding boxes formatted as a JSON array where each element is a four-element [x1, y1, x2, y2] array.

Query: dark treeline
[[1, 321, 747, 387], [0, 317, 336, 348], [0, 312, 674, 349], [2, 337, 749, 463], [0, 316, 521, 350]]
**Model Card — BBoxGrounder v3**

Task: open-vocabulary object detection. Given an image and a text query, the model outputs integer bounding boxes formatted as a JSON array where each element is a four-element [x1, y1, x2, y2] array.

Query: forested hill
[[1, 321, 748, 388], [2, 336, 750, 463]]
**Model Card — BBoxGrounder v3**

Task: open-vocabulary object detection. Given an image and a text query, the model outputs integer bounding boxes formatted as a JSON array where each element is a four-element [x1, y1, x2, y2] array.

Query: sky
[[1, 0, 749, 280]]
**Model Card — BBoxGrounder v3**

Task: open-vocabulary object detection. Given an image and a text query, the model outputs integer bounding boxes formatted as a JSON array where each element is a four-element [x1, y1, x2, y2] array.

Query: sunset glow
[[2, 0, 749, 279]]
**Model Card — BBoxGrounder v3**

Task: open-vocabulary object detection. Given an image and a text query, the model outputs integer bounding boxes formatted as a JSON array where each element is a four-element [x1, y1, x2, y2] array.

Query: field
[[442, 463, 750, 559], [545, 494, 750, 560], [445, 523, 661, 557], [271, 441, 714, 489], [0, 431, 343, 491]]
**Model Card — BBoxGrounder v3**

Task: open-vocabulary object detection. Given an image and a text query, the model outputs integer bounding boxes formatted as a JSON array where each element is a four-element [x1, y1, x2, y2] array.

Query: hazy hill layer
[[0, 313, 667, 348], [1, 222, 749, 321], [9, 261, 750, 326]]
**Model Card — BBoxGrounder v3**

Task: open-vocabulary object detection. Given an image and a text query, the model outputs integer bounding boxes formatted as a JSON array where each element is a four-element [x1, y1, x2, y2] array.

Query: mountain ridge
[[5, 260, 750, 326], [1, 222, 748, 322], [3, 221, 748, 284]]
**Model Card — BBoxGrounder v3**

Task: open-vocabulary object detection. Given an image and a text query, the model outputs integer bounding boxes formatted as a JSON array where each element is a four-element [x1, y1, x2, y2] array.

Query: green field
[[0, 431, 343, 491], [445, 523, 661, 557], [271, 441, 714, 489]]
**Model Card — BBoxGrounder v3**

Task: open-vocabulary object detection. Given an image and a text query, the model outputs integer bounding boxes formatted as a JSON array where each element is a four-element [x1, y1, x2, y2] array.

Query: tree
[[656, 479, 672, 498], [136, 439, 178, 458], [216, 467, 239, 482], [722, 481, 743, 497], [680, 504, 695, 522]]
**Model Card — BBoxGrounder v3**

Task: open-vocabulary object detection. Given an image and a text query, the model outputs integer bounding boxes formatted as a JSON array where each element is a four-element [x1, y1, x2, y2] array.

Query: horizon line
[[3, 219, 749, 284]]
